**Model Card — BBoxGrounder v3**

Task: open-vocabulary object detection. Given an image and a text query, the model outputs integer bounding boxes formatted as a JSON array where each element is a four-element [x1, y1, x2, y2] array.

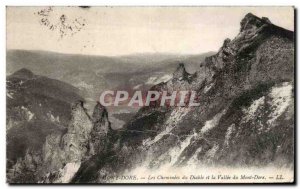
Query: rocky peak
[[173, 63, 189, 80], [240, 13, 271, 32], [211, 13, 293, 64], [220, 38, 234, 59]]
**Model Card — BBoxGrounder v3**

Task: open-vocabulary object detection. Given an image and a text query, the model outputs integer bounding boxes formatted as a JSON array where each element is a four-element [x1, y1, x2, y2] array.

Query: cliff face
[[71, 13, 294, 183], [40, 101, 114, 183], [40, 101, 94, 183]]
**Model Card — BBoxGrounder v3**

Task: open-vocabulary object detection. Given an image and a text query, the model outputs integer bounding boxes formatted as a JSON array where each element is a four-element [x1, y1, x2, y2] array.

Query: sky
[[7, 6, 294, 56]]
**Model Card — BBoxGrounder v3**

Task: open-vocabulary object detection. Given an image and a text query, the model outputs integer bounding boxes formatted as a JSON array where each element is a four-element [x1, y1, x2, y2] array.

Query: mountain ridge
[[71, 13, 294, 183], [6, 12, 295, 183]]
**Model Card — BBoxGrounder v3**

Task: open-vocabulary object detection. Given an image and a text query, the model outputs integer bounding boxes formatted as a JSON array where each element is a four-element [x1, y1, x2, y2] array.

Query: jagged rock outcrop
[[70, 102, 119, 183], [62, 101, 93, 162], [71, 13, 294, 183], [173, 63, 189, 80], [41, 101, 93, 182], [89, 102, 113, 155], [41, 101, 115, 183], [6, 69, 98, 183]]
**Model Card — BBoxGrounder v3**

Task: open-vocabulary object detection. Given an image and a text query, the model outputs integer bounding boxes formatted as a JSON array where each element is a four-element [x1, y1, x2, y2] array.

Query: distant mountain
[[7, 50, 215, 126], [7, 50, 215, 76], [6, 50, 215, 95], [117, 52, 215, 70]]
